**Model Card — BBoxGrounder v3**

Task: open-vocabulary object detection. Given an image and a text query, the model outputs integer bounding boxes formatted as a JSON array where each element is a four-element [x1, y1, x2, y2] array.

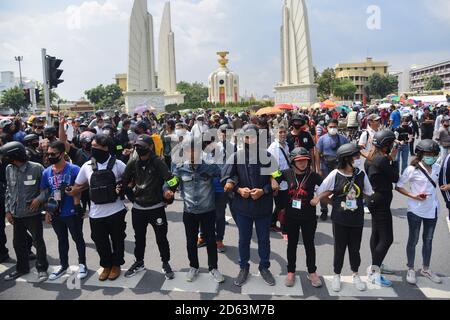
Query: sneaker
[[49, 266, 68, 281], [37, 271, 48, 283], [307, 272, 323, 288], [285, 272, 295, 287], [352, 274, 367, 291], [368, 272, 392, 287], [77, 264, 88, 280], [210, 269, 225, 283], [162, 262, 175, 280], [320, 212, 328, 221], [4, 270, 27, 281], [406, 269, 417, 285], [421, 269, 442, 284], [216, 241, 226, 253], [260, 268, 275, 286], [332, 274, 341, 292], [234, 268, 249, 287], [186, 267, 199, 282], [380, 264, 395, 275], [125, 261, 145, 278], [197, 237, 206, 248]]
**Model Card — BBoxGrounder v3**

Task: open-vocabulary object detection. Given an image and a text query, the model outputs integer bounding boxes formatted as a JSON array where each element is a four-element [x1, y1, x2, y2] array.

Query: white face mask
[[328, 128, 338, 136], [353, 159, 362, 168]]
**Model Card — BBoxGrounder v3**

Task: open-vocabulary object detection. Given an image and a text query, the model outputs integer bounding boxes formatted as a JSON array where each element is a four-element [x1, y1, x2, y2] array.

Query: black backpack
[[89, 157, 118, 205]]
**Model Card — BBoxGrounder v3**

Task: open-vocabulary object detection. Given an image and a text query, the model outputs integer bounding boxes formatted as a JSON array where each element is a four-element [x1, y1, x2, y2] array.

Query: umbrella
[[255, 107, 283, 116], [322, 100, 337, 108], [391, 96, 400, 102], [335, 105, 351, 113], [135, 104, 156, 114], [378, 103, 393, 109], [275, 103, 295, 110]]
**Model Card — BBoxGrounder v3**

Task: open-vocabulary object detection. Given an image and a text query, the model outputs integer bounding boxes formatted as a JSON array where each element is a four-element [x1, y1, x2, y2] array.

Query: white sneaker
[[406, 269, 417, 285], [210, 269, 225, 283], [77, 264, 88, 280], [332, 274, 341, 292], [421, 269, 442, 284], [186, 267, 199, 282], [353, 274, 367, 291]]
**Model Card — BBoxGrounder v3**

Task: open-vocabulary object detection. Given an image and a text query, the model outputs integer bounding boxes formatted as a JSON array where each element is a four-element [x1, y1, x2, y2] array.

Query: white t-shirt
[[65, 123, 74, 142], [317, 169, 374, 196], [75, 156, 127, 219], [267, 140, 290, 190], [359, 127, 377, 153], [396, 164, 440, 219]]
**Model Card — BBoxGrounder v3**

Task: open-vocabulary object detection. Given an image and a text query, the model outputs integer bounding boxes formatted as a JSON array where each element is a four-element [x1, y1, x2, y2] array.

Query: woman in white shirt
[[395, 139, 443, 285]]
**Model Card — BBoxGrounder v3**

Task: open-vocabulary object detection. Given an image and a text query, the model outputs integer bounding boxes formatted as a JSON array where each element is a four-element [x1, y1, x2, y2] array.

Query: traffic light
[[46, 55, 64, 89], [23, 88, 31, 104]]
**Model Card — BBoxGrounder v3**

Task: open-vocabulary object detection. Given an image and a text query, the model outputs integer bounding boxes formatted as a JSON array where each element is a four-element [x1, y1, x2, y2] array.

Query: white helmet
[[0, 119, 13, 129]]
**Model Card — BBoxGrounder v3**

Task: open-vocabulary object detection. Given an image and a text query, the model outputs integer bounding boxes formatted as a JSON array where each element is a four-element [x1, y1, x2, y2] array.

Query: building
[[115, 73, 127, 92], [389, 69, 411, 95], [208, 52, 240, 104], [0, 71, 15, 93], [409, 60, 450, 92], [335, 57, 389, 101]]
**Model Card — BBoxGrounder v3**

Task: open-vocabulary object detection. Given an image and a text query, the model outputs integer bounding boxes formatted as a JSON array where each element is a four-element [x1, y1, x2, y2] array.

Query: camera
[[45, 197, 60, 217]]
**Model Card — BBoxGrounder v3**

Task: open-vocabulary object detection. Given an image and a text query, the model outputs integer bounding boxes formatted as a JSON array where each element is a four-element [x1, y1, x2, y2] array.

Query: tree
[[333, 78, 357, 100], [313, 67, 319, 83], [0, 86, 27, 113], [317, 68, 336, 98], [176, 81, 208, 108], [85, 84, 123, 110], [36, 82, 65, 110], [425, 75, 444, 91], [367, 73, 398, 98]]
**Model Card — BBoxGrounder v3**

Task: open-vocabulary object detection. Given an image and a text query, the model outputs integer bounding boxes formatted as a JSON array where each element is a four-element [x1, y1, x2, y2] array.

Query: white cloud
[[424, 0, 450, 23], [65, 1, 128, 30]]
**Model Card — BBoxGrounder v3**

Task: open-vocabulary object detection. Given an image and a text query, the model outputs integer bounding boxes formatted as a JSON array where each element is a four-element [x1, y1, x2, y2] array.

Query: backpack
[[89, 157, 118, 205]]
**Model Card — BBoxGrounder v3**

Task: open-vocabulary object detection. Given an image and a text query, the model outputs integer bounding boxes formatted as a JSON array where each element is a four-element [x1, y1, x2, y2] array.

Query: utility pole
[[41, 48, 51, 123], [14, 56, 23, 88]]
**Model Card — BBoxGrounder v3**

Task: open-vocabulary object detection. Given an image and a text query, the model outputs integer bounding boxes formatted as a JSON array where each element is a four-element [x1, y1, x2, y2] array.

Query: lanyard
[[294, 172, 311, 198], [52, 164, 67, 189]]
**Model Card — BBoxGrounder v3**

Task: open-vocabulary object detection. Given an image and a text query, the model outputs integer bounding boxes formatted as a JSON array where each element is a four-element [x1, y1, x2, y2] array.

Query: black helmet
[[44, 126, 57, 135], [336, 143, 360, 160], [219, 124, 232, 132], [80, 135, 93, 145], [415, 139, 440, 155], [291, 114, 306, 126], [136, 120, 148, 131], [242, 124, 259, 134], [0, 141, 27, 162], [23, 134, 39, 145], [95, 110, 104, 117], [289, 147, 311, 163], [372, 130, 396, 148]]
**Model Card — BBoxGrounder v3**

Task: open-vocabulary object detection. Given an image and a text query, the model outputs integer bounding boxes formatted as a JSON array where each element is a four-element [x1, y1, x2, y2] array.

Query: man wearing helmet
[[23, 134, 43, 165]]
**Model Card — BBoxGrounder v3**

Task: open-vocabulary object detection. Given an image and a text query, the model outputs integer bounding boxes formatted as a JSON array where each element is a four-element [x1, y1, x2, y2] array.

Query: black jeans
[[183, 211, 217, 271], [369, 192, 394, 267], [89, 210, 127, 268], [199, 192, 229, 241], [13, 214, 49, 273], [0, 195, 8, 257], [286, 217, 317, 274], [131, 207, 170, 263], [332, 222, 363, 274], [410, 138, 415, 155], [52, 214, 86, 268]]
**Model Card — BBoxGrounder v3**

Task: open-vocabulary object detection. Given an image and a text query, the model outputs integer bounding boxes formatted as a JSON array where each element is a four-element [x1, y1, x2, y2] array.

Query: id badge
[[54, 189, 62, 201], [292, 199, 302, 210], [346, 199, 357, 210]]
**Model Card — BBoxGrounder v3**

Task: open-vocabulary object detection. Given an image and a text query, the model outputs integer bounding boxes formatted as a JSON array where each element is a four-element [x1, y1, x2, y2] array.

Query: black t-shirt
[[420, 114, 435, 131], [364, 155, 399, 193], [287, 131, 315, 152], [395, 126, 413, 142], [285, 170, 323, 221]]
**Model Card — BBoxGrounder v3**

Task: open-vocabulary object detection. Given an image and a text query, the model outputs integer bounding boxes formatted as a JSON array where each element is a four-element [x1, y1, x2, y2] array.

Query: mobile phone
[[418, 193, 428, 199]]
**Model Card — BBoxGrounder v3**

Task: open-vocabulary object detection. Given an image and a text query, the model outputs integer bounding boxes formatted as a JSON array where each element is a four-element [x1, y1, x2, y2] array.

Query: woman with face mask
[[396, 139, 443, 286], [312, 143, 374, 293], [364, 130, 399, 287]]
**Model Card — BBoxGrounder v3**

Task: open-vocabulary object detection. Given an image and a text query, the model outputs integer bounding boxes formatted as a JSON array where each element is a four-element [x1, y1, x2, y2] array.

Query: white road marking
[[15, 265, 79, 284], [225, 216, 233, 223], [161, 272, 220, 294], [416, 277, 450, 299], [83, 268, 145, 289], [447, 217, 450, 234], [0, 263, 14, 274], [323, 276, 398, 298], [241, 274, 303, 296]]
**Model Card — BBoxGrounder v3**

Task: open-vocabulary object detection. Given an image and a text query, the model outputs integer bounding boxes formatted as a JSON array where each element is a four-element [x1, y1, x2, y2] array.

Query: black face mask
[[136, 146, 150, 157], [32, 142, 40, 149], [293, 125, 302, 130], [83, 143, 92, 152], [91, 148, 110, 164], [48, 154, 62, 166]]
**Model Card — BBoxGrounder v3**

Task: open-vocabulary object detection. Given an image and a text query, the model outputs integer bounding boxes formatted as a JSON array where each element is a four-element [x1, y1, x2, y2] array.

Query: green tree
[[317, 68, 336, 98], [367, 73, 398, 98], [333, 78, 357, 100], [177, 81, 208, 108], [85, 84, 123, 110], [0, 86, 27, 113], [425, 75, 444, 91]]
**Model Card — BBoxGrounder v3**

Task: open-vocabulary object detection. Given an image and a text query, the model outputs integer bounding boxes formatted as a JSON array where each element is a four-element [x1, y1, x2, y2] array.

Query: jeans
[[183, 211, 217, 271], [0, 195, 8, 257], [13, 215, 49, 273], [199, 192, 229, 241], [131, 207, 170, 263], [396, 144, 409, 174], [235, 212, 271, 271], [52, 215, 86, 268], [89, 210, 127, 268], [332, 223, 363, 274], [406, 212, 438, 269], [286, 217, 317, 274]]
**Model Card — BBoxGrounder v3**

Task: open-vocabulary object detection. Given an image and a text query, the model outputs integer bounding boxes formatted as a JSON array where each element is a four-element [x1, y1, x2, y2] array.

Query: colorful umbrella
[[275, 103, 295, 110], [391, 96, 400, 102], [311, 102, 322, 109], [255, 107, 283, 116], [322, 100, 337, 108], [335, 105, 351, 113]]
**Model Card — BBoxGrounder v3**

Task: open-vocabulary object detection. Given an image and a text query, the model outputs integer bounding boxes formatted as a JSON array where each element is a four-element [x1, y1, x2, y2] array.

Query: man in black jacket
[[121, 135, 177, 280]]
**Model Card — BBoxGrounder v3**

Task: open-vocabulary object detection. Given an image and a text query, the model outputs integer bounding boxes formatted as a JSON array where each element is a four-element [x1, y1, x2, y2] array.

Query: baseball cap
[[134, 134, 154, 148], [368, 114, 381, 121]]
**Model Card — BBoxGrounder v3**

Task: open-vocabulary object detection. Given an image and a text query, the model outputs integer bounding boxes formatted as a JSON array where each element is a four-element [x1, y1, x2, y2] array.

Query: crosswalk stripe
[[241, 275, 303, 296], [0, 263, 14, 274], [83, 268, 145, 289], [161, 272, 220, 294], [323, 276, 398, 297], [15, 265, 79, 284], [416, 277, 450, 299]]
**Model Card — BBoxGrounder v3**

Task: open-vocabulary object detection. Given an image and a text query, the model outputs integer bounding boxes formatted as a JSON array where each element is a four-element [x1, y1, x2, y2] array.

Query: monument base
[[164, 93, 186, 106], [125, 91, 166, 114], [274, 84, 318, 108]]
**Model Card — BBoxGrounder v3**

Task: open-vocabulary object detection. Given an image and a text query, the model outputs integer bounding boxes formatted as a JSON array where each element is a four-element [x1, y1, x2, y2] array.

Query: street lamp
[[14, 56, 24, 88]]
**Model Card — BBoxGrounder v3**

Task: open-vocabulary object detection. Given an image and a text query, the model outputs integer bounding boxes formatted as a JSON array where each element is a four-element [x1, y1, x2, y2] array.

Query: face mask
[[293, 125, 302, 130], [136, 146, 150, 157], [32, 142, 40, 149], [353, 159, 362, 168], [319, 121, 325, 126], [328, 128, 338, 136], [48, 154, 62, 165], [423, 156, 438, 166], [91, 148, 110, 164]]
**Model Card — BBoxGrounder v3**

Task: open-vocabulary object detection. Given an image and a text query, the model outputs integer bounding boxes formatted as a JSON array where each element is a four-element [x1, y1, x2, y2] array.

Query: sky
[[1, 0, 449, 101]]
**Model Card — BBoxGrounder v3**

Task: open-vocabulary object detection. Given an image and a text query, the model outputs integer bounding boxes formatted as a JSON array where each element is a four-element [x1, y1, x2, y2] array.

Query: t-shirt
[[364, 155, 398, 193], [358, 127, 377, 153], [317, 134, 348, 158], [394, 126, 413, 143], [40, 163, 81, 217], [75, 156, 127, 219], [390, 110, 401, 129], [287, 131, 315, 152], [420, 114, 435, 138]]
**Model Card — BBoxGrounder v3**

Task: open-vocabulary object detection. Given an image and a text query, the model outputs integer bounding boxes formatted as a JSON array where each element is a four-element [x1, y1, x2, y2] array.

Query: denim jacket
[[171, 161, 221, 214]]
